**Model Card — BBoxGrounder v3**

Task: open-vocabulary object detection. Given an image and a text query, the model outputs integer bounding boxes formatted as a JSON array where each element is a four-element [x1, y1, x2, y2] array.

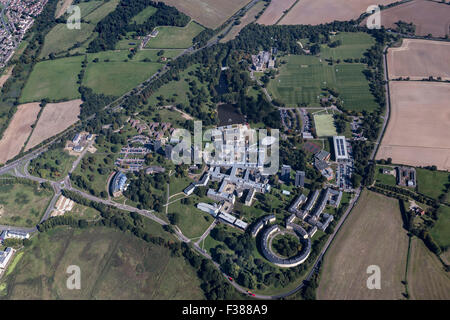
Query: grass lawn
[[28, 148, 76, 181], [313, 113, 337, 137], [267, 55, 378, 111], [0, 226, 205, 299], [66, 203, 102, 221], [167, 200, 213, 239], [169, 175, 193, 196], [131, 5, 157, 24], [83, 60, 161, 96], [430, 205, 450, 250], [416, 168, 449, 200], [77, 0, 104, 17], [20, 55, 83, 103], [134, 49, 183, 62], [0, 183, 53, 227], [374, 165, 397, 186], [317, 190, 408, 300], [320, 32, 375, 60], [146, 21, 204, 49], [83, 0, 119, 25], [39, 23, 95, 58], [407, 237, 450, 299]]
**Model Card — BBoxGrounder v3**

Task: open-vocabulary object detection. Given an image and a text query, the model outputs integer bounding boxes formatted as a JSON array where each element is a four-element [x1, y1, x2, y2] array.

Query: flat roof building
[[295, 171, 305, 188], [333, 136, 349, 161], [0, 247, 13, 269]]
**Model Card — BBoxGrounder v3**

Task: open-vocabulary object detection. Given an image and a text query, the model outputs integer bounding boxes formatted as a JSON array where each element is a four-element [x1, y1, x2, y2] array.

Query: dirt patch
[[280, 0, 398, 25], [377, 81, 450, 170], [25, 99, 81, 151], [0, 102, 41, 164], [362, 0, 450, 37], [158, 0, 251, 29], [387, 39, 450, 80], [0, 66, 14, 89], [55, 0, 74, 18], [256, 0, 296, 25]]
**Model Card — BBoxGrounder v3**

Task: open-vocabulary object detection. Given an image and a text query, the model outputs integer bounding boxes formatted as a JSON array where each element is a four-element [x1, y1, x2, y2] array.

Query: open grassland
[[77, 0, 104, 17], [0, 103, 40, 164], [0, 183, 53, 227], [158, 0, 251, 29], [314, 113, 337, 137], [83, 0, 119, 25], [146, 21, 204, 49], [362, 0, 450, 37], [131, 5, 157, 24], [376, 82, 450, 171], [431, 205, 450, 251], [83, 60, 161, 96], [317, 190, 408, 300], [134, 49, 183, 61], [39, 23, 95, 58], [267, 55, 377, 110], [66, 203, 101, 221], [256, 0, 296, 25], [280, 0, 398, 25], [416, 168, 450, 200], [408, 237, 450, 299], [0, 227, 204, 299], [20, 56, 83, 103], [374, 165, 396, 186], [320, 32, 375, 60], [387, 39, 450, 80], [221, 1, 266, 42], [25, 100, 81, 151]]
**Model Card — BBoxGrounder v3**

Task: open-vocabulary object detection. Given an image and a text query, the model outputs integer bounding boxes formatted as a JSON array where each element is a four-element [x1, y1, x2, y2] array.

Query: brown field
[[0, 103, 41, 164], [362, 0, 450, 37], [55, 0, 74, 18], [158, 0, 251, 29], [221, 1, 266, 42], [408, 238, 450, 300], [387, 39, 450, 80], [376, 82, 450, 171], [317, 190, 408, 300], [25, 99, 81, 151], [0, 66, 13, 89], [279, 0, 398, 25], [256, 0, 296, 25]]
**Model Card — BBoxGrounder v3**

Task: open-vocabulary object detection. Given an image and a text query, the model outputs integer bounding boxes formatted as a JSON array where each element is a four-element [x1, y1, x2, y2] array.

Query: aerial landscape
[[0, 0, 448, 306]]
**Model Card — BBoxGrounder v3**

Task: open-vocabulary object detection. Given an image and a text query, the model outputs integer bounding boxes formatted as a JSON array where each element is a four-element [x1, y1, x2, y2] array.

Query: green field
[[0, 226, 204, 299], [83, 0, 119, 25], [67, 203, 102, 221], [267, 55, 378, 111], [374, 165, 397, 186], [320, 32, 375, 60], [417, 168, 450, 200], [146, 21, 204, 49], [167, 199, 213, 239], [39, 23, 95, 58], [0, 182, 53, 227], [131, 5, 157, 24], [20, 55, 83, 103], [77, 0, 105, 17], [83, 60, 161, 96], [29, 148, 76, 181], [313, 113, 337, 137], [431, 205, 450, 250]]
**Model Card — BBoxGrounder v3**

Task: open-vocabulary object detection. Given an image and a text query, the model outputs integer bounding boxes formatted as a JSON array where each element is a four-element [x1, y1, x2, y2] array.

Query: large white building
[[0, 230, 30, 241], [0, 247, 13, 269], [333, 136, 349, 161]]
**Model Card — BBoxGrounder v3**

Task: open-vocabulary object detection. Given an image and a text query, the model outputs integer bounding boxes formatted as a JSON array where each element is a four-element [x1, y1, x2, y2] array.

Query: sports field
[[0, 182, 53, 228], [83, 61, 161, 96], [407, 237, 450, 300], [320, 32, 375, 60], [146, 21, 204, 49], [20, 55, 83, 103], [376, 82, 450, 171], [267, 55, 378, 111], [158, 0, 251, 29], [0, 227, 204, 299], [314, 113, 337, 137], [317, 190, 408, 300]]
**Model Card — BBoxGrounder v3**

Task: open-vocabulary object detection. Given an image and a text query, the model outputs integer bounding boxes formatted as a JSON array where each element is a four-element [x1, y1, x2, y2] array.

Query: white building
[[197, 203, 220, 217], [0, 230, 30, 241], [0, 247, 13, 269], [333, 136, 349, 161]]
